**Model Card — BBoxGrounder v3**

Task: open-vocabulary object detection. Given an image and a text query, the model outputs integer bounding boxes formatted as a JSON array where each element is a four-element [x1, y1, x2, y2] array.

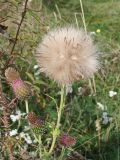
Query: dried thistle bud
[[5, 67, 30, 100], [36, 27, 99, 85], [5, 67, 20, 83], [59, 134, 76, 147], [27, 112, 39, 125], [28, 112, 44, 127]]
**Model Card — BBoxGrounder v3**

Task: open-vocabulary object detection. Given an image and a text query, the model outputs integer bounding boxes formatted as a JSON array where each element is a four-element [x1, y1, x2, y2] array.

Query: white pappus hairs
[[36, 26, 99, 85]]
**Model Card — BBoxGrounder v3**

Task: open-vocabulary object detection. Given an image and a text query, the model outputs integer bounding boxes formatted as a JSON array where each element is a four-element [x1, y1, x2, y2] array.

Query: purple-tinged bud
[[59, 134, 76, 147]]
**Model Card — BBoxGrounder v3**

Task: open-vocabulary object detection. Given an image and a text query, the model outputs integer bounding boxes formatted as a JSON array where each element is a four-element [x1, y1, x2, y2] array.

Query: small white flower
[[66, 84, 73, 94], [9, 129, 18, 136], [102, 112, 113, 125], [10, 114, 21, 122], [109, 91, 117, 97], [103, 117, 109, 125], [25, 138, 32, 144], [19, 132, 32, 144], [34, 65, 39, 69], [16, 136, 19, 140], [102, 112, 108, 118], [10, 110, 26, 122], [20, 132, 26, 138], [90, 31, 96, 35], [34, 70, 40, 76], [16, 110, 26, 116], [24, 134, 32, 144], [97, 102, 105, 110], [24, 126, 30, 131]]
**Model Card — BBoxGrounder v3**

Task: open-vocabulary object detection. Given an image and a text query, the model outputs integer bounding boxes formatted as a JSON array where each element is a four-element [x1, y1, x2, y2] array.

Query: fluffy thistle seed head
[[5, 67, 30, 99], [36, 27, 99, 85]]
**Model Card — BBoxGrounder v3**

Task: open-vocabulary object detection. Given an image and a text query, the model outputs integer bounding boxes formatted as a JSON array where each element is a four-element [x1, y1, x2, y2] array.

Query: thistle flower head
[[36, 27, 99, 85], [5, 67, 30, 99], [12, 79, 30, 99], [59, 134, 76, 147]]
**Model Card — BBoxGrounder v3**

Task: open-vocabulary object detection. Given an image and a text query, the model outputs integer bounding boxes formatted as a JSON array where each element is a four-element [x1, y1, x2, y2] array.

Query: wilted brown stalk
[[0, 81, 17, 160], [0, 81, 10, 131]]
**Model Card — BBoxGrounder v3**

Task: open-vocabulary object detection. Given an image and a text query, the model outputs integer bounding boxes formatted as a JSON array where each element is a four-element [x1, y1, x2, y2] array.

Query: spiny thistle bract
[[36, 27, 99, 85], [5, 67, 30, 100], [28, 112, 45, 134]]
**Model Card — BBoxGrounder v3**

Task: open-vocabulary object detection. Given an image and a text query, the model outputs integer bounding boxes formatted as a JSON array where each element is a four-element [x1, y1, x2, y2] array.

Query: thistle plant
[[2, 26, 99, 159], [36, 26, 99, 156]]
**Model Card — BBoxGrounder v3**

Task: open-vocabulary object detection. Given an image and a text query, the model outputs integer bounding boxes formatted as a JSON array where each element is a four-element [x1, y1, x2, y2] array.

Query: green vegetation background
[[0, 0, 120, 159]]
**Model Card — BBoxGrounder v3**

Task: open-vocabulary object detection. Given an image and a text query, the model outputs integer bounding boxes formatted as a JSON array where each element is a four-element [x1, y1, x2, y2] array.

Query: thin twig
[[10, 0, 29, 55], [79, 0, 87, 34]]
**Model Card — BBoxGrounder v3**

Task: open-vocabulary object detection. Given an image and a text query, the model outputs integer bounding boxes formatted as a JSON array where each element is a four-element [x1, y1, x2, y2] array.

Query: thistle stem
[[58, 146, 65, 160], [25, 100, 29, 114], [49, 85, 65, 154], [38, 135, 42, 158]]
